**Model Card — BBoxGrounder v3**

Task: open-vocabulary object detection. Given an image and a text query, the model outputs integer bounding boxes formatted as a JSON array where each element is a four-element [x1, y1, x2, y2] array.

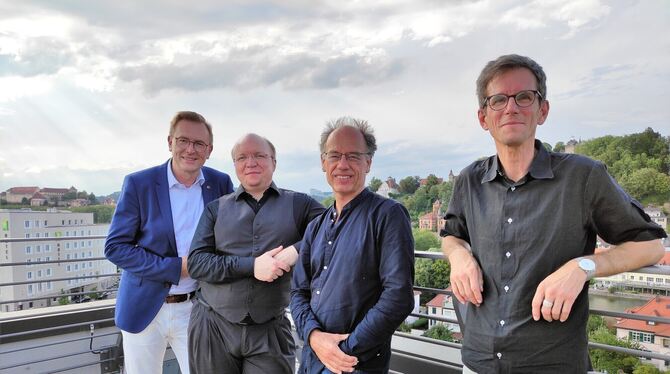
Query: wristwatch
[[576, 257, 596, 280]]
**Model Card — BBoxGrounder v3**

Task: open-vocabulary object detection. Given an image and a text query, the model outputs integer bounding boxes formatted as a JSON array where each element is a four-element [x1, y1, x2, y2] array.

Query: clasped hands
[[447, 247, 587, 322], [253, 245, 298, 282]]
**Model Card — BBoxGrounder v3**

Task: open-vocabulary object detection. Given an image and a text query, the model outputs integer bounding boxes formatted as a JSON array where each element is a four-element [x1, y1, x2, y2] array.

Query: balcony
[[2, 236, 670, 373]]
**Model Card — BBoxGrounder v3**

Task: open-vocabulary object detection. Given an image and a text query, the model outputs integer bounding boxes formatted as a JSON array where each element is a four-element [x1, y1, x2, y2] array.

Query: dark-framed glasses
[[322, 151, 370, 163], [234, 153, 273, 164], [174, 137, 209, 153], [484, 90, 542, 111]]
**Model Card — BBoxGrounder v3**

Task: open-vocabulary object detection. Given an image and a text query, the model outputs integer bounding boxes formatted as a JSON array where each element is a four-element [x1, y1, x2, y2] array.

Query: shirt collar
[[167, 159, 205, 188], [233, 181, 280, 200], [335, 188, 372, 215], [481, 139, 554, 184]]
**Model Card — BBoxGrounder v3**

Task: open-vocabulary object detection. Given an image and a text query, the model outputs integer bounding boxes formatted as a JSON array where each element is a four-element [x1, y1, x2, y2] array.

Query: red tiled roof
[[8, 186, 39, 194], [31, 192, 46, 199], [616, 296, 670, 337], [40, 188, 70, 194], [426, 287, 452, 307]]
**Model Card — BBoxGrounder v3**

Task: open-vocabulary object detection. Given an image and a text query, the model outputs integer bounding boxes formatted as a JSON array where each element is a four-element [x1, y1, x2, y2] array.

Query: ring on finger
[[542, 299, 554, 308]]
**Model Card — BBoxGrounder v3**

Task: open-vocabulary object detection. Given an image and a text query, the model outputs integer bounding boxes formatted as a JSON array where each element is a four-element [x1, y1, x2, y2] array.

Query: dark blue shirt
[[291, 189, 415, 373]]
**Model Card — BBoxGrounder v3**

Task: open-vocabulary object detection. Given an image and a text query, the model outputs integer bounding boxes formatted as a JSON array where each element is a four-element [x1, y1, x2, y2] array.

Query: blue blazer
[[105, 160, 234, 333]]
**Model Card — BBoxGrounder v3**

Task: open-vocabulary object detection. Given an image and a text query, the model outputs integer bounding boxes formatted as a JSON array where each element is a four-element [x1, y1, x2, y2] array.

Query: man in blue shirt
[[291, 117, 415, 373], [105, 111, 234, 374]]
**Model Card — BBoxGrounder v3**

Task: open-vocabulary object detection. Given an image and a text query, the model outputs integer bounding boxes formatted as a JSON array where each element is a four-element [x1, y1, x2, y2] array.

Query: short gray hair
[[319, 117, 377, 156], [476, 54, 547, 108]]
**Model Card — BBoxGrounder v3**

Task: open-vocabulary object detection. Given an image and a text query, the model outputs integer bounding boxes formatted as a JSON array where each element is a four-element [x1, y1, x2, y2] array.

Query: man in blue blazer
[[105, 111, 234, 374]]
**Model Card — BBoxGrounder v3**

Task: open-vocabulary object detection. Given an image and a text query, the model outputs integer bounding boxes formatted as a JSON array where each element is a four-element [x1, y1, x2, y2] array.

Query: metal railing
[[2, 238, 670, 373]]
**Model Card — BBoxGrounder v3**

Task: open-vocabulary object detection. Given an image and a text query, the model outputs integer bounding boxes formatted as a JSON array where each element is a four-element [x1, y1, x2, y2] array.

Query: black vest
[[199, 189, 300, 323]]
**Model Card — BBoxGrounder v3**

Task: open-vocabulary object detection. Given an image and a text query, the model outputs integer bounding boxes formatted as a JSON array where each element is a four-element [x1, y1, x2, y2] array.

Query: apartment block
[[0, 208, 113, 312]]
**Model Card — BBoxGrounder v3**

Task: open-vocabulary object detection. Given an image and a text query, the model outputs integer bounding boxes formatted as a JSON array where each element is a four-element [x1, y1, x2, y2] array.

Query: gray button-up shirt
[[441, 140, 666, 373]]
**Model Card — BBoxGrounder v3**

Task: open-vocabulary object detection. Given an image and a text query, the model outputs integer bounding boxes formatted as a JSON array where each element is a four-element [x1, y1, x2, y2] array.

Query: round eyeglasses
[[484, 90, 542, 111]]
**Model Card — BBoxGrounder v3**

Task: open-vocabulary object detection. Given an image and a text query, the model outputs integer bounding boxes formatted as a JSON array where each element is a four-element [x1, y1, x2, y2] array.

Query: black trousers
[[188, 300, 295, 374]]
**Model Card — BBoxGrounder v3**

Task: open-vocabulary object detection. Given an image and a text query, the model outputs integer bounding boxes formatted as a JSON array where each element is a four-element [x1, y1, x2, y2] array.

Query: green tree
[[553, 141, 565, 152], [396, 322, 411, 333], [88, 193, 98, 204], [542, 142, 552, 152], [423, 324, 455, 342], [587, 314, 608, 334], [398, 176, 420, 194], [413, 229, 440, 251], [633, 364, 662, 374], [415, 253, 450, 304], [70, 205, 116, 224], [21, 197, 29, 205], [425, 174, 441, 187], [619, 168, 670, 205], [589, 326, 640, 373], [368, 177, 382, 192], [321, 196, 335, 207]]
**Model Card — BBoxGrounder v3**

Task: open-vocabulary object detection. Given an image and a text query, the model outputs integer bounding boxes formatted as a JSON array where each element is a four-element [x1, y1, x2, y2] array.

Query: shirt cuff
[[238, 256, 256, 276]]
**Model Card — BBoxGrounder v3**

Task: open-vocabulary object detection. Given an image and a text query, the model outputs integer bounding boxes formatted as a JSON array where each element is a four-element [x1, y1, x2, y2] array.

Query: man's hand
[[446, 245, 483, 306], [273, 245, 299, 267], [531, 259, 587, 322], [254, 246, 291, 282], [180, 256, 189, 278], [308, 330, 358, 373]]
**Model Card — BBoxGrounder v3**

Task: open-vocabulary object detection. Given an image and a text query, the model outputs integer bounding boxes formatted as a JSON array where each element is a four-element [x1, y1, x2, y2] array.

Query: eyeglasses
[[484, 90, 542, 111], [322, 151, 370, 163], [233, 153, 274, 164], [174, 137, 209, 153]]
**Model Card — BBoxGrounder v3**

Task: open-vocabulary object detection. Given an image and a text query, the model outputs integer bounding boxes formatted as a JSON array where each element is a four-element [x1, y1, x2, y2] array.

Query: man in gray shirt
[[441, 54, 666, 373], [187, 133, 324, 373]]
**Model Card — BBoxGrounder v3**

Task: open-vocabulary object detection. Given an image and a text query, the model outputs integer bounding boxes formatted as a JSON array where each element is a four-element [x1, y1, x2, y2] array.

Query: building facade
[[616, 296, 670, 370], [0, 208, 113, 312], [418, 200, 446, 232]]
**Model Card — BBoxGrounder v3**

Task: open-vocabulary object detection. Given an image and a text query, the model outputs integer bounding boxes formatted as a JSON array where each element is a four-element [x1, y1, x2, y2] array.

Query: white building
[[0, 208, 113, 312], [616, 296, 670, 371], [425, 288, 461, 336]]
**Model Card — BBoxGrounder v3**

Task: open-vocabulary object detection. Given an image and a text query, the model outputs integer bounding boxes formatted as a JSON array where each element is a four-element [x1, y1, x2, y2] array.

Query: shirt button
[[507, 218, 513, 224], [504, 285, 509, 292], [505, 252, 511, 258], [511, 186, 516, 191], [316, 290, 320, 295], [323, 266, 328, 270], [500, 320, 505, 326], [328, 241, 332, 245], [497, 352, 502, 359]]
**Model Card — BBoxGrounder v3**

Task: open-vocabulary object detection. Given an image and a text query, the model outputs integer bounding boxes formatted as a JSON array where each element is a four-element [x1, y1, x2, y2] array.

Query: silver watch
[[576, 257, 596, 280]]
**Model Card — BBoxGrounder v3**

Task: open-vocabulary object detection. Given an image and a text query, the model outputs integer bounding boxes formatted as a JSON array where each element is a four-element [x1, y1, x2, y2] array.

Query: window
[[88, 230, 91, 235], [65, 231, 69, 237], [68, 220, 71, 225], [62, 220, 65, 225], [74, 253, 78, 259], [35, 232, 40, 238], [88, 261, 93, 268], [47, 281, 52, 290], [44, 220, 47, 226], [647, 277, 654, 282], [82, 262, 86, 269], [80, 230, 84, 236], [656, 278, 664, 283], [639, 276, 644, 281], [74, 242, 78, 249], [27, 271, 32, 279], [45, 232, 49, 238], [24, 220, 31, 228], [81, 241, 85, 247], [27, 284, 33, 295], [66, 254, 71, 260], [66, 265, 71, 272], [88, 251, 92, 257], [74, 264, 79, 270], [629, 331, 654, 343], [630, 275, 635, 280], [25, 233, 30, 238], [46, 268, 52, 276], [65, 243, 70, 249], [36, 245, 41, 253], [88, 240, 92, 247], [45, 244, 51, 252], [25, 246, 32, 254], [34, 220, 40, 228], [37, 270, 42, 277]]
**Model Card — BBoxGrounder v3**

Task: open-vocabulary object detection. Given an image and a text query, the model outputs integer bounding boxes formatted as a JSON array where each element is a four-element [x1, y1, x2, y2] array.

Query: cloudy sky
[[0, 0, 668, 195]]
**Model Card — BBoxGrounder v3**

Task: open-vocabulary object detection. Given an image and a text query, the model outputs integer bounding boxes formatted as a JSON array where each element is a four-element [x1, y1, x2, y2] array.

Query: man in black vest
[[187, 133, 324, 373]]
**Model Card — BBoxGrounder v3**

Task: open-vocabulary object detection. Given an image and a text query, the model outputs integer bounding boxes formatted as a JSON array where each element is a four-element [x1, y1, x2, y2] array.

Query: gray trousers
[[188, 300, 295, 374]]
